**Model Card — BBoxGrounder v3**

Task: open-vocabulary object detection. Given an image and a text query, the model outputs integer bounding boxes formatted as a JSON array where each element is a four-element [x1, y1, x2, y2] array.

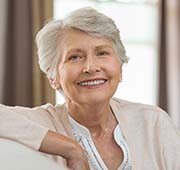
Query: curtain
[[0, 0, 7, 103], [159, 0, 180, 128], [32, 0, 55, 106], [1, 0, 55, 107]]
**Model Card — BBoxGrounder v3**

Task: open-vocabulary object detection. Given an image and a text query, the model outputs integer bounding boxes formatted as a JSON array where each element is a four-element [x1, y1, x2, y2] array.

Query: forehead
[[59, 28, 113, 51]]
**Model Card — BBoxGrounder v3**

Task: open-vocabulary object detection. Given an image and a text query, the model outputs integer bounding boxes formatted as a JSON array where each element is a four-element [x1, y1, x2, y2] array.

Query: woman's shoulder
[[111, 97, 165, 112], [111, 97, 169, 125], [0, 103, 57, 115], [111, 98, 180, 137], [0, 103, 60, 126]]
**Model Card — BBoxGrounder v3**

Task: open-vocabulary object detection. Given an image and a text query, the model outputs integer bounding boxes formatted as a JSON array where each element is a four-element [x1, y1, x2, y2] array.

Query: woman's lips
[[77, 79, 107, 87]]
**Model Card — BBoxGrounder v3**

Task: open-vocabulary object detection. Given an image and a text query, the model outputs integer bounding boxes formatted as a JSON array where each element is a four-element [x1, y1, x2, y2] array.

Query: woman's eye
[[97, 51, 109, 56], [69, 55, 82, 61]]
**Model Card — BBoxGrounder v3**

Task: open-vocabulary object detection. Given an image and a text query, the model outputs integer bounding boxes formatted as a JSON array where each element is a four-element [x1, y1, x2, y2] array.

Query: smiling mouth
[[77, 79, 107, 87]]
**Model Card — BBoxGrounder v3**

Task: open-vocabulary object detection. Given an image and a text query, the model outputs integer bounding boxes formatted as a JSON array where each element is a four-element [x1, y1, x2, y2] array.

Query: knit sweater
[[0, 98, 180, 169]]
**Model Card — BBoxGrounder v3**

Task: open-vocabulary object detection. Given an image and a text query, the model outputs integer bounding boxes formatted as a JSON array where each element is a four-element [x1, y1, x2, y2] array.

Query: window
[[54, 0, 160, 105]]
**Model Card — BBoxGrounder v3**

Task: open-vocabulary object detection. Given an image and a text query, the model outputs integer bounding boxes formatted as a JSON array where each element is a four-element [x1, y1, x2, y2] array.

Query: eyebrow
[[67, 45, 113, 54], [67, 48, 84, 54], [94, 45, 113, 51]]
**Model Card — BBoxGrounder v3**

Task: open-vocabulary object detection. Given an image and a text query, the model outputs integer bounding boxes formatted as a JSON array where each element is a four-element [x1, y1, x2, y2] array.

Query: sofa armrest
[[0, 138, 68, 170]]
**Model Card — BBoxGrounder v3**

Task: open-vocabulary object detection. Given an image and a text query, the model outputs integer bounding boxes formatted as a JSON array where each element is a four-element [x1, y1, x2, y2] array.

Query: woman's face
[[57, 29, 122, 105]]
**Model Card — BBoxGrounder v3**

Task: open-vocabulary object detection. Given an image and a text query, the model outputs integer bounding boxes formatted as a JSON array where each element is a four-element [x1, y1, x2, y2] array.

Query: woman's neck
[[67, 100, 116, 136]]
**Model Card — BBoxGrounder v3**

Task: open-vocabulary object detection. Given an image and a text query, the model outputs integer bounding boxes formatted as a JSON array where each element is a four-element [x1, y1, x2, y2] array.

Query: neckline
[[68, 114, 129, 170]]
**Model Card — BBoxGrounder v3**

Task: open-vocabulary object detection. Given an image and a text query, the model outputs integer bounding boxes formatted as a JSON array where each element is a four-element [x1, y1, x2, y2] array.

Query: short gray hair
[[36, 7, 128, 79]]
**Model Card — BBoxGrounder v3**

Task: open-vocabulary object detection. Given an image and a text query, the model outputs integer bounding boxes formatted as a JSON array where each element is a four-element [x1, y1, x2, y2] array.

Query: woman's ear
[[49, 78, 61, 90]]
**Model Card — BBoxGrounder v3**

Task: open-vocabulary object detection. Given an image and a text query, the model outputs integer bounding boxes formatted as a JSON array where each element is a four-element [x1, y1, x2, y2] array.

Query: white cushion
[[0, 138, 68, 170]]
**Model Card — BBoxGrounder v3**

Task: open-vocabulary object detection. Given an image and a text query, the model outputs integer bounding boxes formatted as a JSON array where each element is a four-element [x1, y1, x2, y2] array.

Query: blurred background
[[0, 0, 179, 127]]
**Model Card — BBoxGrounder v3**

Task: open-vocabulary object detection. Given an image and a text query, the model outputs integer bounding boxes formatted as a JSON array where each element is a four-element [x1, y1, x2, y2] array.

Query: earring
[[49, 78, 61, 90], [53, 81, 61, 90]]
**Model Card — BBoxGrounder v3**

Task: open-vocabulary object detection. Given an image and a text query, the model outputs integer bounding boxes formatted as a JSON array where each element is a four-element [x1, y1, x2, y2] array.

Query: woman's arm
[[0, 104, 89, 170], [0, 104, 48, 150], [158, 111, 180, 170]]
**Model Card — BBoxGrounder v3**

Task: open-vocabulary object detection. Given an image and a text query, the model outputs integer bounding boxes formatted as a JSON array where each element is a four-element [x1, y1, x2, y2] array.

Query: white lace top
[[68, 115, 132, 170]]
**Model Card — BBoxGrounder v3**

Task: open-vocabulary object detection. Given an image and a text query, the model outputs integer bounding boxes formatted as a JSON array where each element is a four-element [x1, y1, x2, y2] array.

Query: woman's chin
[[78, 95, 112, 105]]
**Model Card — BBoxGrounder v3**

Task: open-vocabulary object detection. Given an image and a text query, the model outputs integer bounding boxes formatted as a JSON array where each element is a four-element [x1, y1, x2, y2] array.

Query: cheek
[[106, 59, 121, 75], [56, 65, 67, 88], [58, 65, 81, 85]]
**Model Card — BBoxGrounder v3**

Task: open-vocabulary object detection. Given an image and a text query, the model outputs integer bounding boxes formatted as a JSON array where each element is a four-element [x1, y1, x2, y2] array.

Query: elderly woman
[[0, 7, 180, 170]]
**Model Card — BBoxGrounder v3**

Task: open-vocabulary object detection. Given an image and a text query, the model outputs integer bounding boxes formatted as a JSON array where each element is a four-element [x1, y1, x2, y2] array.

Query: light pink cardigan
[[0, 98, 180, 169]]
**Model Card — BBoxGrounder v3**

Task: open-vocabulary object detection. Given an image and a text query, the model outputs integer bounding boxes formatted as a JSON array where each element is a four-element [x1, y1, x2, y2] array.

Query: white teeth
[[79, 80, 106, 86]]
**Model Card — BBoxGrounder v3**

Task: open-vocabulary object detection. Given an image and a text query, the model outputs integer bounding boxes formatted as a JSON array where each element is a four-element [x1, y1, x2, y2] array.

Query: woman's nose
[[82, 58, 101, 74]]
